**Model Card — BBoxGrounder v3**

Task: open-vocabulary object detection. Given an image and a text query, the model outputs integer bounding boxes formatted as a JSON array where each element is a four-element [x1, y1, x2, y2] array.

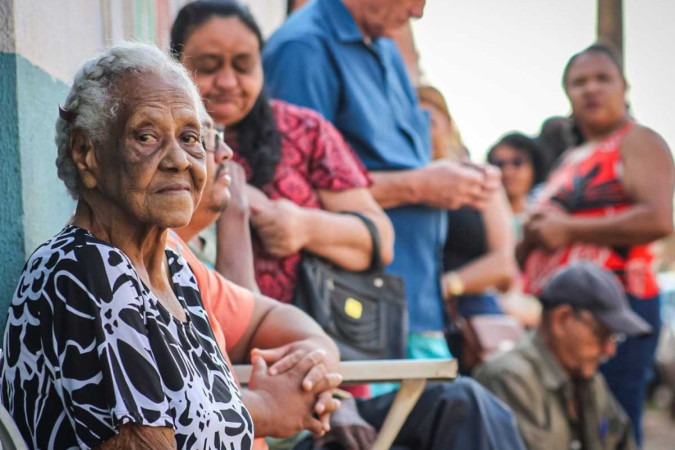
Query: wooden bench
[[234, 358, 458, 450]]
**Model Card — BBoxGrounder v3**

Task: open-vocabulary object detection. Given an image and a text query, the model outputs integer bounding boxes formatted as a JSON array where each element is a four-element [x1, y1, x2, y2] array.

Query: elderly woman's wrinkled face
[[91, 71, 206, 229], [180, 17, 263, 127]]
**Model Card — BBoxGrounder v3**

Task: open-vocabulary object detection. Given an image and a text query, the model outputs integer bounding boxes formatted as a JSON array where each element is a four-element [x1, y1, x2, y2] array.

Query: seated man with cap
[[474, 261, 646, 450]]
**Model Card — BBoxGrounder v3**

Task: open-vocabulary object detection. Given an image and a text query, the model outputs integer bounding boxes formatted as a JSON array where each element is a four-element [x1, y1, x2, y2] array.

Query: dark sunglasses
[[488, 156, 529, 169], [201, 126, 225, 153]]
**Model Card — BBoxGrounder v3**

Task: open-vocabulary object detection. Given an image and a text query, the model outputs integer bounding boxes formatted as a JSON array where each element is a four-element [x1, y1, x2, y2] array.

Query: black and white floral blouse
[[1, 226, 253, 450]]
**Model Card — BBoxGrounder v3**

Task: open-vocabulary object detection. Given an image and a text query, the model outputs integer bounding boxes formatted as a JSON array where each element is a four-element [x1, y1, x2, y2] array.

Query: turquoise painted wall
[[0, 52, 24, 334], [0, 52, 73, 334], [16, 55, 73, 254]]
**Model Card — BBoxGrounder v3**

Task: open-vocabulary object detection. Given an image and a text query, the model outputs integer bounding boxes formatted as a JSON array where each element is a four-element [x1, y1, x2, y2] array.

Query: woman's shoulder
[[622, 123, 668, 145], [620, 123, 672, 158], [14, 226, 144, 316], [25, 225, 120, 271], [271, 98, 329, 130], [20, 225, 143, 293]]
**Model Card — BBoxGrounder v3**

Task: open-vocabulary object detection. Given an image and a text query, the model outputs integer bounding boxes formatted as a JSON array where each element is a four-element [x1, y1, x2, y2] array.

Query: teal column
[[16, 56, 72, 255], [0, 53, 72, 339], [0, 52, 24, 333]]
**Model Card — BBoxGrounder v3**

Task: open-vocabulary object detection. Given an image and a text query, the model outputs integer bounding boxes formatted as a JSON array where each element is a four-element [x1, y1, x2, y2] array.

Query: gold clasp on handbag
[[345, 298, 363, 319]]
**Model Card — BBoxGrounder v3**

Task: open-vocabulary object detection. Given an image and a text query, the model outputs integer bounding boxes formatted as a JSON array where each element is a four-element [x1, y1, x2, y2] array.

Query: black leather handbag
[[293, 212, 408, 360]]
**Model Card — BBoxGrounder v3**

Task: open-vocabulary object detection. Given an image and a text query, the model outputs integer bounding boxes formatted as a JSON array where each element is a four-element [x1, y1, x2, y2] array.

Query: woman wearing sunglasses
[[487, 133, 546, 240]]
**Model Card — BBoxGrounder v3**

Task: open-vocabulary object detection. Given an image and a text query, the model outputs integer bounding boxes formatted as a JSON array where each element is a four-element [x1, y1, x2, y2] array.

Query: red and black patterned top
[[228, 100, 371, 303], [524, 121, 659, 299]]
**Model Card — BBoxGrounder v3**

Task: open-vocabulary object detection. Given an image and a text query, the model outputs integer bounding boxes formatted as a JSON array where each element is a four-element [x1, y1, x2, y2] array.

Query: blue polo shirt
[[263, 0, 447, 333]]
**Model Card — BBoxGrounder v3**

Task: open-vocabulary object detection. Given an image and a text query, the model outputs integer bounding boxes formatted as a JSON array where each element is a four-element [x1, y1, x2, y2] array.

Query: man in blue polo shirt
[[264, 0, 498, 360]]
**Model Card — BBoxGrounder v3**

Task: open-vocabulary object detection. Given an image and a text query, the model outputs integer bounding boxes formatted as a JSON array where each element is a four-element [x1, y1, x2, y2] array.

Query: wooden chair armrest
[[232, 359, 457, 450], [232, 358, 457, 387]]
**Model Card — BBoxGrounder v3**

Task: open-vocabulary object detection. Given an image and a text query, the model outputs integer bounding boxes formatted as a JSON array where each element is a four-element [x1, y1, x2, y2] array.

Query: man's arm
[[228, 292, 339, 370], [264, 37, 502, 213], [229, 293, 342, 438], [370, 160, 499, 210], [214, 163, 258, 290]]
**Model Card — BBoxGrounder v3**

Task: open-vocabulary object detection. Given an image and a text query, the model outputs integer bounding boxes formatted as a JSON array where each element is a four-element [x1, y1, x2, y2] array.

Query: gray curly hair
[[55, 42, 202, 199]]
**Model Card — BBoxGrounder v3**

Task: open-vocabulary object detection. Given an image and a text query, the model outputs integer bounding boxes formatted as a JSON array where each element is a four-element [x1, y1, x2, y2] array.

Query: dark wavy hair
[[536, 116, 575, 176], [561, 42, 625, 88], [170, 0, 282, 188], [487, 132, 546, 185]]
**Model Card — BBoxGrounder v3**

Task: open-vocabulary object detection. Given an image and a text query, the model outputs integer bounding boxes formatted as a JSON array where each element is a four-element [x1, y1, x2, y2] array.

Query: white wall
[[413, 1, 675, 158], [8, 0, 286, 83], [14, 0, 106, 81], [243, 0, 285, 38], [0, 0, 15, 53]]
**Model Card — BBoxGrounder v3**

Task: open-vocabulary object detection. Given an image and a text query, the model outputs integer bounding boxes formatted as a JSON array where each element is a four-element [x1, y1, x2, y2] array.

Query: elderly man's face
[[550, 306, 619, 379], [197, 112, 233, 217], [360, 0, 426, 38], [92, 71, 207, 229]]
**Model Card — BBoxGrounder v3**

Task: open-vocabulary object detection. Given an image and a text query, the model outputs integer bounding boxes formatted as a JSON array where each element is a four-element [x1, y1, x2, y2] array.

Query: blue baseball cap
[[540, 262, 652, 337]]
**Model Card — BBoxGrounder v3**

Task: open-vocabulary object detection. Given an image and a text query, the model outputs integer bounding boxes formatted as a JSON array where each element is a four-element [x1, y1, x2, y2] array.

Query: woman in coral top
[[521, 43, 674, 445]]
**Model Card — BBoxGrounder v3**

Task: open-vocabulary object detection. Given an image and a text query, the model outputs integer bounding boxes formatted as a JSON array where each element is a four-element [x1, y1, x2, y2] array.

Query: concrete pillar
[[1, 0, 76, 332], [597, 0, 624, 65]]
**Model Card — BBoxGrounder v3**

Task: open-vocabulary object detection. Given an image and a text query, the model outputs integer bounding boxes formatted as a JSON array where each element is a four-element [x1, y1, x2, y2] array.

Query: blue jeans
[[600, 294, 661, 446], [357, 379, 526, 450], [302, 380, 526, 450], [456, 292, 503, 317]]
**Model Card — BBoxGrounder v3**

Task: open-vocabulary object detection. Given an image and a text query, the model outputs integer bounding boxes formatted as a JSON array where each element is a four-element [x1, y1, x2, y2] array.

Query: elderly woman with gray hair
[[1, 43, 253, 450]]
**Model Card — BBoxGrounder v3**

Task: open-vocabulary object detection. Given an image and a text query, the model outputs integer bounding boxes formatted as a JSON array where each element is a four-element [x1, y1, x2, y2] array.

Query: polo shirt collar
[[319, 0, 366, 43], [529, 330, 571, 392]]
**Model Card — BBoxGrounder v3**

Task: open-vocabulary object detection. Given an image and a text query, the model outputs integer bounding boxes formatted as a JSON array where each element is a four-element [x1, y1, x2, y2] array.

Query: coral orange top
[[167, 231, 268, 450]]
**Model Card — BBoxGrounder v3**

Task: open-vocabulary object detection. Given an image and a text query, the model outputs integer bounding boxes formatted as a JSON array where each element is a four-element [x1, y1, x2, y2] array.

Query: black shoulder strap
[[341, 211, 382, 271]]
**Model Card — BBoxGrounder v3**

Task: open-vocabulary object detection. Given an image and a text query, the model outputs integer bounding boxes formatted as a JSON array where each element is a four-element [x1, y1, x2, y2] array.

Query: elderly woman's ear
[[70, 128, 99, 190]]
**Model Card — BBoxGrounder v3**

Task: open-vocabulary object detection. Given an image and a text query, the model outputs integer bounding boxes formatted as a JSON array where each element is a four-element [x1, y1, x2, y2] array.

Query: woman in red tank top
[[521, 43, 674, 446]]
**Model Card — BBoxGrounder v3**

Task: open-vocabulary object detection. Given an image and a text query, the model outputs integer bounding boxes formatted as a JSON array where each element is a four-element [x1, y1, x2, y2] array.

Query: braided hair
[[55, 42, 201, 199]]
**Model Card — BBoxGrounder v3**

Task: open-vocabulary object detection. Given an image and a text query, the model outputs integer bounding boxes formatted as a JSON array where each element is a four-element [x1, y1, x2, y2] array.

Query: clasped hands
[[522, 206, 573, 252], [247, 342, 343, 438]]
